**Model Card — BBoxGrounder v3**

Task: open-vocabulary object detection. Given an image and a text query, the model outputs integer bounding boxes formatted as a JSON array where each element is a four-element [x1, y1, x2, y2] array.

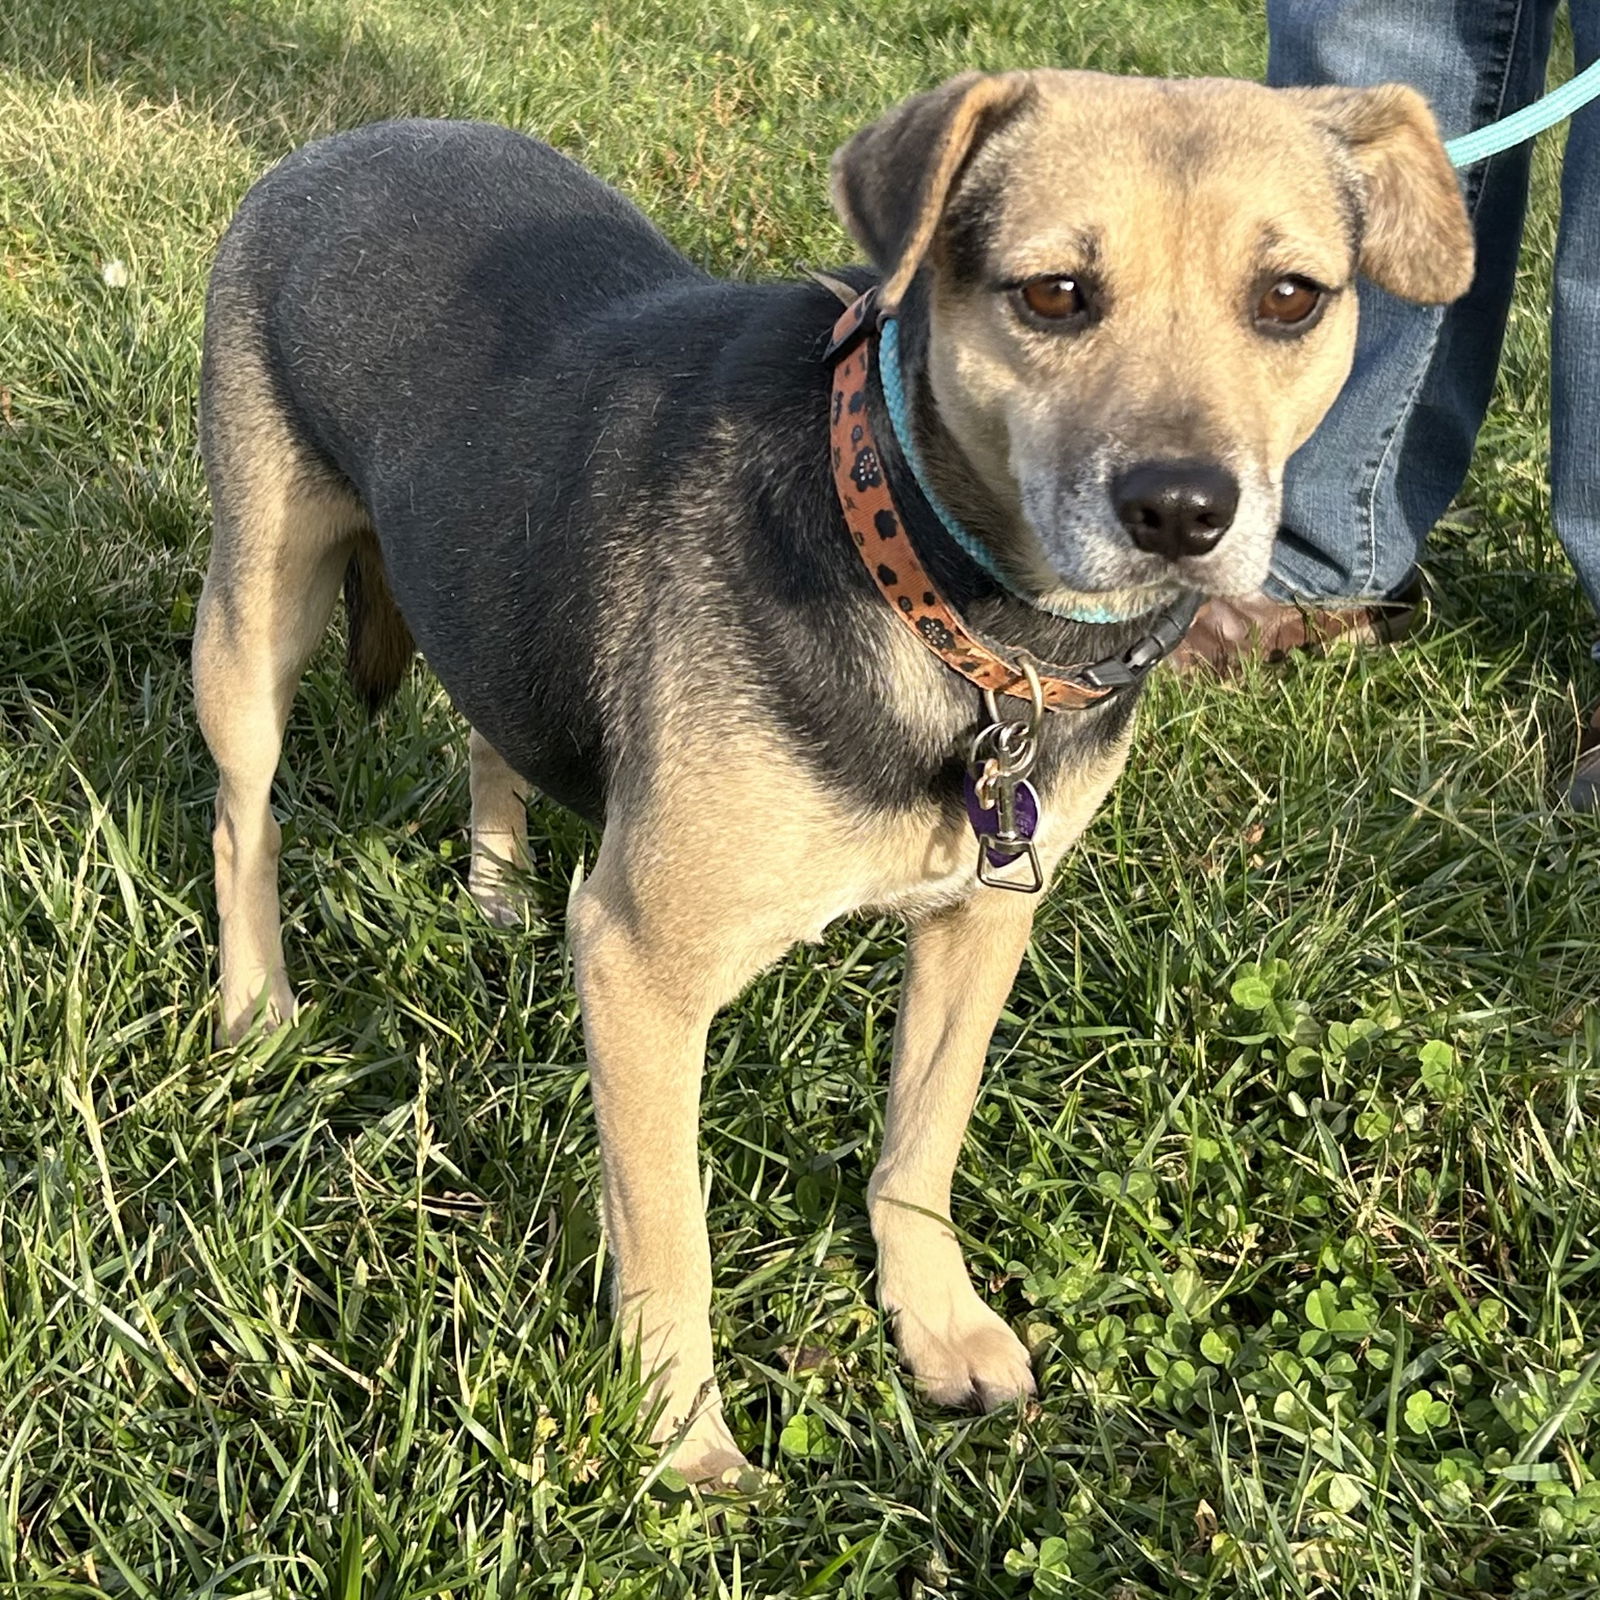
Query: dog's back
[[215, 119, 708, 469], [202, 120, 719, 813]]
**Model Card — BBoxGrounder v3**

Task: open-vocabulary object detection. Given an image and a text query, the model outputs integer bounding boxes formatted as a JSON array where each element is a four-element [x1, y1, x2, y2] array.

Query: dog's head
[[832, 70, 1473, 612]]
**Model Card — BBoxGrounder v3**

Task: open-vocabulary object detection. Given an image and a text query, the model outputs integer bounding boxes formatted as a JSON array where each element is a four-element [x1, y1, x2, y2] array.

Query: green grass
[[1, 2, 1597, 1595]]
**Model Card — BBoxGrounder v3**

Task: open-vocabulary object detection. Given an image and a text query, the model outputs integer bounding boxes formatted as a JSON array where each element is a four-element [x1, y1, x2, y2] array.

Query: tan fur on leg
[[870, 888, 1040, 1408], [195, 339, 364, 1041], [195, 519, 352, 1039], [869, 735, 1132, 1407], [195, 534, 350, 1040], [467, 726, 533, 926], [568, 843, 787, 1484]]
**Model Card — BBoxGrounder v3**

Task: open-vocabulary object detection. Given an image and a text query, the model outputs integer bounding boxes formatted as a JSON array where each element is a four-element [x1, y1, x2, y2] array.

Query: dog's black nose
[[1113, 461, 1239, 560]]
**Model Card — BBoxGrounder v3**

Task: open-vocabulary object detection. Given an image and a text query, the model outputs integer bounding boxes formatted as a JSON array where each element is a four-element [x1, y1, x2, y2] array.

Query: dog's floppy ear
[[1290, 83, 1475, 304], [831, 71, 1031, 311]]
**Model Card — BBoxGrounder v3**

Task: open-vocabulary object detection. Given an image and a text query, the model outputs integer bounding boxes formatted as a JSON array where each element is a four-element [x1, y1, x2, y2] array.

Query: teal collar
[[876, 317, 1145, 627]]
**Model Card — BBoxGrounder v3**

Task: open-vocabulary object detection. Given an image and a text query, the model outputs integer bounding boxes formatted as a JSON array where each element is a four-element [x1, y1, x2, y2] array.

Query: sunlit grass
[[1, 2, 1596, 1595]]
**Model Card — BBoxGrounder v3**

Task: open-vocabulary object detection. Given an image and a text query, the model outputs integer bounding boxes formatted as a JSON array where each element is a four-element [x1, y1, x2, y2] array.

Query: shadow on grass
[[1429, 519, 1599, 696], [0, 0, 471, 704], [1, 0, 462, 155]]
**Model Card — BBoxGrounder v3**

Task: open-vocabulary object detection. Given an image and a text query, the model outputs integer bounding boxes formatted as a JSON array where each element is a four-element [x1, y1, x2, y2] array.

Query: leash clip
[[976, 833, 1043, 894], [966, 659, 1046, 893]]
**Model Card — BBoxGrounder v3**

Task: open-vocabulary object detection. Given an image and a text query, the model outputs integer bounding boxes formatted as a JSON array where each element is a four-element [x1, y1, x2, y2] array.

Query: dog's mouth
[[1130, 540, 1274, 595], [1030, 539, 1274, 611], [1028, 570, 1185, 622]]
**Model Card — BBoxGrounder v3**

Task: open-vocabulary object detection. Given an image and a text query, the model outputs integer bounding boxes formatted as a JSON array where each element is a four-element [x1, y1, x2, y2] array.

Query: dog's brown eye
[[1256, 277, 1323, 327], [1019, 276, 1086, 321]]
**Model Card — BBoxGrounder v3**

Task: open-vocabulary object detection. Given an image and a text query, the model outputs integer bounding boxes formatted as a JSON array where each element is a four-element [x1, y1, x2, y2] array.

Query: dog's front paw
[[656, 1403, 756, 1487], [219, 970, 296, 1044], [889, 1289, 1036, 1412]]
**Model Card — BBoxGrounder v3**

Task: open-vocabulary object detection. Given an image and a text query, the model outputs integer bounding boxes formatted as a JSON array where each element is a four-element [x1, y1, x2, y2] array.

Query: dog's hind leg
[[867, 888, 1042, 1410], [194, 340, 364, 1041], [467, 727, 532, 927]]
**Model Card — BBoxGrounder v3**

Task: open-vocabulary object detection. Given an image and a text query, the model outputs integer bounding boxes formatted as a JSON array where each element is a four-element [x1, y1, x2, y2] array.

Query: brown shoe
[[1571, 707, 1600, 813], [1169, 579, 1423, 674]]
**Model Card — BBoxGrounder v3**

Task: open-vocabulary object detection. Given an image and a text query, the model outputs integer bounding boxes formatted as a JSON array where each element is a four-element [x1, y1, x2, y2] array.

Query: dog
[[193, 69, 1472, 1483]]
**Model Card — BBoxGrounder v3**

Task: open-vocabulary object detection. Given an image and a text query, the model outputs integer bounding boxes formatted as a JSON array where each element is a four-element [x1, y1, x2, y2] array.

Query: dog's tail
[[343, 531, 415, 713]]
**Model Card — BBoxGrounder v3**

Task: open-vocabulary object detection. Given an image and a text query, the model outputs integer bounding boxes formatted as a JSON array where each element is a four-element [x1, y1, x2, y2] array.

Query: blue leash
[[1446, 57, 1600, 167]]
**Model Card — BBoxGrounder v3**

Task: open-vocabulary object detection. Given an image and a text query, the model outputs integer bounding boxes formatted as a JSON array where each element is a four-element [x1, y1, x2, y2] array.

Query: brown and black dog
[[193, 70, 1472, 1482]]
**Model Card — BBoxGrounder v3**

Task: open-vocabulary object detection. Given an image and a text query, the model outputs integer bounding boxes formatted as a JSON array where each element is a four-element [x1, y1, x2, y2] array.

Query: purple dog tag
[[963, 773, 1040, 867]]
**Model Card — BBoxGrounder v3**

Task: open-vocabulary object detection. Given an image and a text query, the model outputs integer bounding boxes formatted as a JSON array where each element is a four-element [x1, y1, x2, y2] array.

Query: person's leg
[[1265, 0, 1559, 604], [1552, 14, 1600, 620], [1553, 7, 1600, 807]]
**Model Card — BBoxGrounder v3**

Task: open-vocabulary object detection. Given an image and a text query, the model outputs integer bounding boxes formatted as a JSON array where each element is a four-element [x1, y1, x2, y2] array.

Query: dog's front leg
[[870, 887, 1041, 1411], [568, 852, 770, 1485]]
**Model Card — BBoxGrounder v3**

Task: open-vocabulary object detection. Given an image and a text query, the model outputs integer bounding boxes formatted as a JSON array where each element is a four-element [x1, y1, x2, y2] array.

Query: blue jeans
[[1265, 0, 1600, 650]]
